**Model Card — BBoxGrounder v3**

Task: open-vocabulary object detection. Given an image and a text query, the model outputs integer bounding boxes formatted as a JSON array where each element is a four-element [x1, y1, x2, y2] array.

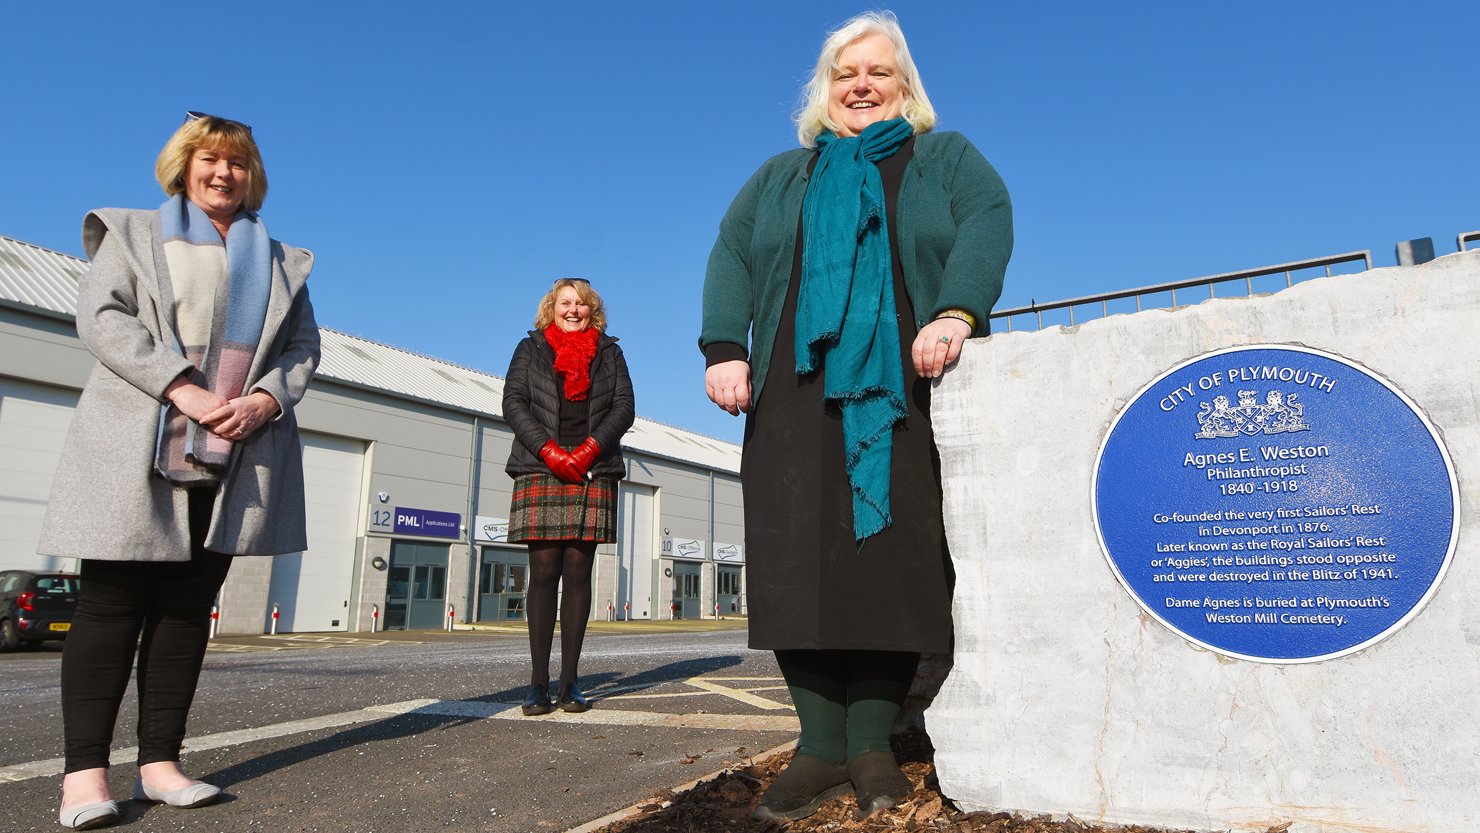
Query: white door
[[0, 380, 77, 572], [266, 431, 365, 632], [617, 483, 656, 619]]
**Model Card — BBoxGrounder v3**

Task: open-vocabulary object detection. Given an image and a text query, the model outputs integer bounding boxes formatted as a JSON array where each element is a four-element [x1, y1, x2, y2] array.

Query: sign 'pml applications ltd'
[[1093, 345, 1458, 663]]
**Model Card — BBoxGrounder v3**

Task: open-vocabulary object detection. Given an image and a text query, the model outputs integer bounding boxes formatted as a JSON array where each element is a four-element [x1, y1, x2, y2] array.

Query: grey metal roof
[[0, 234, 741, 473], [0, 235, 84, 318], [317, 328, 742, 472]]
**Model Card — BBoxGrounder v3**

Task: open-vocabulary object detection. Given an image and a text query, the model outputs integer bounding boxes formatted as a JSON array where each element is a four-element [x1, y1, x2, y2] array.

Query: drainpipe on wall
[[708, 469, 716, 620], [465, 416, 483, 624]]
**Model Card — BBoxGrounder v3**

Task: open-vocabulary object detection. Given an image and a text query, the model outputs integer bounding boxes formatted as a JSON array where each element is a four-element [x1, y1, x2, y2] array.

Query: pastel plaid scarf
[[795, 117, 913, 540], [154, 194, 271, 485]]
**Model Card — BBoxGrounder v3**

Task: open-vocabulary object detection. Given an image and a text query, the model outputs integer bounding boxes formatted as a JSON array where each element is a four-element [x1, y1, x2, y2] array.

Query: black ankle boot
[[521, 683, 554, 716], [555, 681, 590, 713], [752, 753, 852, 822], [847, 750, 913, 817]]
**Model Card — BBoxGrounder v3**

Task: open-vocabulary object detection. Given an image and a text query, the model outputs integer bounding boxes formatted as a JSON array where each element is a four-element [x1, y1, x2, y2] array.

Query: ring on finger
[[937, 335, 952, 345]]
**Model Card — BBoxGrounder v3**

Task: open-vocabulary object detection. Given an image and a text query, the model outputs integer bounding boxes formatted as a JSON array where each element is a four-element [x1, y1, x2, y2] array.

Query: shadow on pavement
[[469, 654, 748, 704], [204, 655, 748, 789], [203, 711, 482, 789]]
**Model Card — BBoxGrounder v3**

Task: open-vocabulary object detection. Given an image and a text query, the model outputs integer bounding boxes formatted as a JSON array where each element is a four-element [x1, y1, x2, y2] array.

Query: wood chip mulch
[[593, 729, 1292, 833]]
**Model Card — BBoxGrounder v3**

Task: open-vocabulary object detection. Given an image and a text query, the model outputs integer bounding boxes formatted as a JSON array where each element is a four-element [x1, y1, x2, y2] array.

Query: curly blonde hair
[[534, 278, 607, 332]]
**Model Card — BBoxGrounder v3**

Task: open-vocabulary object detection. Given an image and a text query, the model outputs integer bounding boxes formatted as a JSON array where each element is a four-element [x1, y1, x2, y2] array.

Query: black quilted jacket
[[502, 330, 634, 478]]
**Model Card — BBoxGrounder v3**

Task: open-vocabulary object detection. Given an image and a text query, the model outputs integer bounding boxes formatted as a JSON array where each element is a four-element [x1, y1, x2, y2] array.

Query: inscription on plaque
[[1093, 345, 1458, 662]]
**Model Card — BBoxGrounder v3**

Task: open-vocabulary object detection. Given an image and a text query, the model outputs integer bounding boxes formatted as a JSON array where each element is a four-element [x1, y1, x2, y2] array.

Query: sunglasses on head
[[555, 277, 591, 287], [184, 111, 253, 134]]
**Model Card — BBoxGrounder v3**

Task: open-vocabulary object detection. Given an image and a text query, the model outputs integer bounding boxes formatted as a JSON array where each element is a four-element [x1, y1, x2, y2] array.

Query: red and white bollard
[[209, 605, 219, 639], [623, 602, 630, 620], [607, 602, 614, 622], [670, 601, 678, 621], [370, 604, 380, 634], [270, 603, 280, 635], [714, 601, 720, 621], [446, 603, 455, 632]]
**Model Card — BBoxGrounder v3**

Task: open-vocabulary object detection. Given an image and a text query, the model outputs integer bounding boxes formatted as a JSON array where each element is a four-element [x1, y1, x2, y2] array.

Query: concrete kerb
[[562, 738, 797, 833]]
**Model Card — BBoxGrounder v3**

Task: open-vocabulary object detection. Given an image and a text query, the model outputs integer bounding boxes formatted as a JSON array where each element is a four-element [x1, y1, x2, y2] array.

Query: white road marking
[[264, 634, 428, 646], [0, 699, 437, 784], [207, 634, 430, 652], [0, 681, 798, 784]]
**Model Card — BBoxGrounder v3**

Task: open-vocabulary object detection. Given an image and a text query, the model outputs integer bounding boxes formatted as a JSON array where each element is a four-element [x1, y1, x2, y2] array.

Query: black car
[[0, 570, 80, 650]]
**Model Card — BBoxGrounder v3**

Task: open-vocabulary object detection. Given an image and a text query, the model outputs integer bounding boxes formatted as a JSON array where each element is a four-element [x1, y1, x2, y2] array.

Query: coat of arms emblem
[[1195, 389, 1309, 439]]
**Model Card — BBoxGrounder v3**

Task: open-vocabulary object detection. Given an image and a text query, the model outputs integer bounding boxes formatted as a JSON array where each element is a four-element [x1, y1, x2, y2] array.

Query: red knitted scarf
[[543, 323, 599, 400]]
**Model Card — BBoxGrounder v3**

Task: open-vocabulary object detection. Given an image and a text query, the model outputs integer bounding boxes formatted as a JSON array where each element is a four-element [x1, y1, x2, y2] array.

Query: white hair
[[794, 10, 938, 148]]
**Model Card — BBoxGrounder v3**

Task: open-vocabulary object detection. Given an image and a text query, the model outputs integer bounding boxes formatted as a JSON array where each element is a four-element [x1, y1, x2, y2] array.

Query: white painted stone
[[925, 250, 1480, 833]]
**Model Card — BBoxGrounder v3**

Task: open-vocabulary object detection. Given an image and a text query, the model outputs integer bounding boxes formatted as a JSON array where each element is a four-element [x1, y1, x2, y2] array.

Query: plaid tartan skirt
[[508, 473, 617, 543]]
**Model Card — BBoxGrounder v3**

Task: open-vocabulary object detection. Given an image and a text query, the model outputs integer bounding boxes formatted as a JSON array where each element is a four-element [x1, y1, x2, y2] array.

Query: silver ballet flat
[[58, 799, 121, 830], [132, 776, 222, 808]]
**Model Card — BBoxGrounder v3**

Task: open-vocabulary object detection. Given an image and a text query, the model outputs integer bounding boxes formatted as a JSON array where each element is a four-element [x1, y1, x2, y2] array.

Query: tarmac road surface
[[0, 621, 797, 832]]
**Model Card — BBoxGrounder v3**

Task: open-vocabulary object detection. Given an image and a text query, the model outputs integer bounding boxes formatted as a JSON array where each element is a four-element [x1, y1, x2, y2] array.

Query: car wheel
[[0, 618, 18, 651]]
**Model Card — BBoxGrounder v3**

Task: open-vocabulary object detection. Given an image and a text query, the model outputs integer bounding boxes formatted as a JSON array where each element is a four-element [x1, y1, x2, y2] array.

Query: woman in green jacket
[[699, 11, 1012, 823]]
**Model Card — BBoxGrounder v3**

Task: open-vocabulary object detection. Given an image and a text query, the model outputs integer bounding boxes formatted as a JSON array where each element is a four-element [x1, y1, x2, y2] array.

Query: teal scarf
[[795, 117, 914, 540]]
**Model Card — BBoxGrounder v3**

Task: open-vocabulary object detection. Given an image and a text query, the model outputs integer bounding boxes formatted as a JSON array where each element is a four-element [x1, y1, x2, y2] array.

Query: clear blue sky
[[4, 1, 1475, 444]]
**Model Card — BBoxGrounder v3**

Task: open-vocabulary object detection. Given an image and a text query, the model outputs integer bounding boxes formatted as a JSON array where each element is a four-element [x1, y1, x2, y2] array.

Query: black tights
[[525, 541, 595, 685], [61, 488, 233, 773]]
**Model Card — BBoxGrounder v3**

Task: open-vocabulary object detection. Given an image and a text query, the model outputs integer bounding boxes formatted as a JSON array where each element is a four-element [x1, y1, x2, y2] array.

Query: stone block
[[925, 250, 1480, 832]]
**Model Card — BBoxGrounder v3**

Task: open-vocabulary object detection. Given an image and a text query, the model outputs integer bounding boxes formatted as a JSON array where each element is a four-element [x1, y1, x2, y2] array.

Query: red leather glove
[[570, 437, 601, 479], [539, 440, 583, 483]]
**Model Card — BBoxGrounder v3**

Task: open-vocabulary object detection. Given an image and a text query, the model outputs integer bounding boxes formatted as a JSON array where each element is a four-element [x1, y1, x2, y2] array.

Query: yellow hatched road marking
[[683, 677, 792, 710]]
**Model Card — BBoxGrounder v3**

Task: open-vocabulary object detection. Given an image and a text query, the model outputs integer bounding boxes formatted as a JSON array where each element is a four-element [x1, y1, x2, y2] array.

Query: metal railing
[[1459, 230, 1480, 252], [989, 250, 1372, 333]]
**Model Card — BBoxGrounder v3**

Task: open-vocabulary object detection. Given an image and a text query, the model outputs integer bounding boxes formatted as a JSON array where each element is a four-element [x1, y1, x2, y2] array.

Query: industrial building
[[0, 234, 744, 635]]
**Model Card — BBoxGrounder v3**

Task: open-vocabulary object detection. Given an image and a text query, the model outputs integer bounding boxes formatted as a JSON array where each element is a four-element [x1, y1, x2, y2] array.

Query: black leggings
[[60, 489, 233, 773], [525, 541, 595, 685]]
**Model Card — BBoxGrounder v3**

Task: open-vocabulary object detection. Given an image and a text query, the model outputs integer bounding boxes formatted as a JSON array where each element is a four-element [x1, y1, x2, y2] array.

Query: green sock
[[845, 650, 919, 761], [775, 649, 847, 764]]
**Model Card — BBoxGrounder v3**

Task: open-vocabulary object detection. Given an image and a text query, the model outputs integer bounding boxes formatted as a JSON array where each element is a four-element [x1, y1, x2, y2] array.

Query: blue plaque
[[1093, 345, 1457, 663], [393, 507, 462, 539]]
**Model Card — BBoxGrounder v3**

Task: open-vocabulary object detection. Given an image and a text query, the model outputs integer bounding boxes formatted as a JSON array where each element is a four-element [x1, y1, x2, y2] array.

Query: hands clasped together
[[539, 437, 601, 484], [165, 378, 280, 441]]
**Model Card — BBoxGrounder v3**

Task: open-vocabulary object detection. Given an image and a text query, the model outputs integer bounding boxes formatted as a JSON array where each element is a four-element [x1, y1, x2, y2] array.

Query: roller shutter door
[[265, 431, 365, 632], [0, 380, 77, 572]]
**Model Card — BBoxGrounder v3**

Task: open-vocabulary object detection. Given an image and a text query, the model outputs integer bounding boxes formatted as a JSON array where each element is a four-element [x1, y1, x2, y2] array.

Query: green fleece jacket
[[699, 130, 1012, 406]]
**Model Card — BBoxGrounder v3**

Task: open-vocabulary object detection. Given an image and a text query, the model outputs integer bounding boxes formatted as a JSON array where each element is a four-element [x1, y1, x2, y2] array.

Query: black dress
[[742, 138, 953, 653]]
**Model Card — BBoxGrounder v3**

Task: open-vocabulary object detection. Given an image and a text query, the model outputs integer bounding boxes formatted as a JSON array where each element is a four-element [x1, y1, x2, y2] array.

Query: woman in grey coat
[[39, 113, 319, 830]]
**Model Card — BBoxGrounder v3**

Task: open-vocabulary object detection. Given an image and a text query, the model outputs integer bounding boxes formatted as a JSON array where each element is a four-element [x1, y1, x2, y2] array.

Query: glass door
[[672, 561, 702, 619], [479, 547, 529, 621], [388, 541, 450, 630]]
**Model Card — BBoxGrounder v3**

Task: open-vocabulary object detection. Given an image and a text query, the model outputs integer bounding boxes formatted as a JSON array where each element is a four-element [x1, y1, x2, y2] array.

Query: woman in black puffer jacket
[[503, 278, 634, 716]]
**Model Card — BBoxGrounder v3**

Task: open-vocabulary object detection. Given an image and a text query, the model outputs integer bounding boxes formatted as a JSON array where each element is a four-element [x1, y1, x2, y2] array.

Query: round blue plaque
[[1093, 345, 1458, 663]]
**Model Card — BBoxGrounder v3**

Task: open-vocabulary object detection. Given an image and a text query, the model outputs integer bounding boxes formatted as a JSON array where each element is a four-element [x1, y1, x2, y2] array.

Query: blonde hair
[[794, 10, 937, 148], [155, 116, 268, 212], [535, 278, 608, 333]]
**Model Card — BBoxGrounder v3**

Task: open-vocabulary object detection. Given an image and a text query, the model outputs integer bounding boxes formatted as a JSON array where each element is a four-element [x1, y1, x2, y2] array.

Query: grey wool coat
[[36, 208, 321, 561]]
